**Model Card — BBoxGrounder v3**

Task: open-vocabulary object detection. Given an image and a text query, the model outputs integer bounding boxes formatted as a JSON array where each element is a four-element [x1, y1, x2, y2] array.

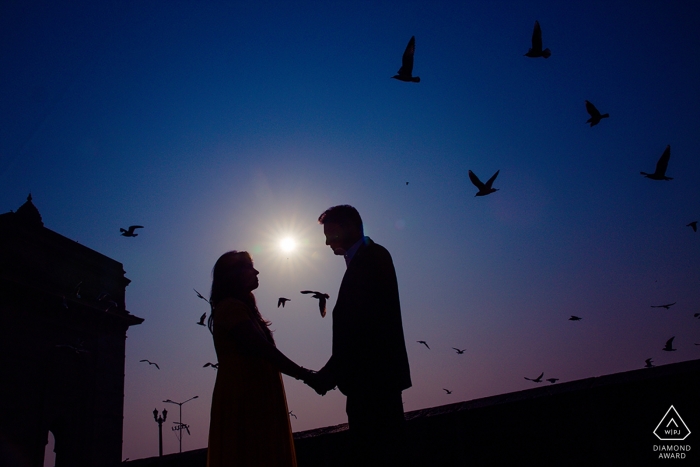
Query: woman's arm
[[229, 320, 311, 380]]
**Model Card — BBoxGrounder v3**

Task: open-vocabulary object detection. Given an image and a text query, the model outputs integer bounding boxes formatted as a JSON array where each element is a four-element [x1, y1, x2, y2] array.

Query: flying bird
[[55, 343, 89, 354], [120, 225, 144, 237], [101, 300, 118, 312], [524, 21, 551, 58], [391, 36, 420, 83], [139, 359, 160, 369], [443, 388, 452, 394], [662, 337, 676, 352], [97, 292, 118, 312], [651, 302, 676, 310], [452, 348, 466, 354], [585, 100, 609, 127], [203, 362, 219, 369], [546, 378, 559, 384], [468, 170, 500, 196], [640, 145, 673, 180], [71, 281, 82, 299], [417, 340, 430, 349], [569, 315, 582, 321], [687, 221, 698, 232], [194, 288, 210, 304], [196, 312, 206, 326], [524, 372, 544, 383], [300, 291, 330, 317], [278, 297, 291, 308], [644, 358, 654, 368]]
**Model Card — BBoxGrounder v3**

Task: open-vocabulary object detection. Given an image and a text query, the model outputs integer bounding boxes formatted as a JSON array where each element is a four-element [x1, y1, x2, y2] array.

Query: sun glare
[[280, 237, 296, 253], [255, 214, 319, 274]]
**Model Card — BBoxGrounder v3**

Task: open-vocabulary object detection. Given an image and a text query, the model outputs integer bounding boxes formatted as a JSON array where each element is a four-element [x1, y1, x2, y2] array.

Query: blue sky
[[2, 0, 700, 462]]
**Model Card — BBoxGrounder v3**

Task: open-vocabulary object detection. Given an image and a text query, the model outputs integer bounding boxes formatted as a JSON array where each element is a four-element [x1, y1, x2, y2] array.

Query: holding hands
[[297, 368, 336, 395]]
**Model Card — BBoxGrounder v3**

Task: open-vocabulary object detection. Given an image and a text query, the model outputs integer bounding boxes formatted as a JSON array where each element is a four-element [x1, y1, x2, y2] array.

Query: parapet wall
[[127, 358, 700, 466]]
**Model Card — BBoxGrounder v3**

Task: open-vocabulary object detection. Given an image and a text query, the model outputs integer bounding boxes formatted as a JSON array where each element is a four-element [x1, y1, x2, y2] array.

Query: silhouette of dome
[[15, 193, 44, 228]]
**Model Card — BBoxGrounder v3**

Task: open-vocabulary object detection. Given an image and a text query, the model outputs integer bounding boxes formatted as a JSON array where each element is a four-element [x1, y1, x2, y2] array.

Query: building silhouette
[[0, 195, 143, 467]]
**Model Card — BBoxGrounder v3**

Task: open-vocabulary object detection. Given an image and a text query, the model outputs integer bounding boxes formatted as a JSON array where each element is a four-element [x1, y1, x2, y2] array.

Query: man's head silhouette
[[318, 205, 364, 255]]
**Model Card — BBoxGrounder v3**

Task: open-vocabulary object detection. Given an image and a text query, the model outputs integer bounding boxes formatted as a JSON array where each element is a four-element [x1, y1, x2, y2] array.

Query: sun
[[251, 213, 321, 275], [279, 237, 297, 253]]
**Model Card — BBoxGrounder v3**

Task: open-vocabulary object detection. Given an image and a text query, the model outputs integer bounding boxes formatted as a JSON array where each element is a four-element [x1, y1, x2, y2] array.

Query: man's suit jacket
[[320, 237, 411, 396]]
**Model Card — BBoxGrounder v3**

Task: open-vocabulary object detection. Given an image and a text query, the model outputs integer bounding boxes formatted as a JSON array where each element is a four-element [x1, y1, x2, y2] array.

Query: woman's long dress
[[207, 298, 297, 467]]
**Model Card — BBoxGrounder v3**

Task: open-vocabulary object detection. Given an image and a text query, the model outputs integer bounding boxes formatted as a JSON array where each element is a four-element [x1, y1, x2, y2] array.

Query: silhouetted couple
[[206, 205, 411, 467]]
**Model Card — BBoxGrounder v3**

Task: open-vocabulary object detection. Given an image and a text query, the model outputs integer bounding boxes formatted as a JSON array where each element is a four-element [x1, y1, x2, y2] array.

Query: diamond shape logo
[[654, 405, 691, 441]]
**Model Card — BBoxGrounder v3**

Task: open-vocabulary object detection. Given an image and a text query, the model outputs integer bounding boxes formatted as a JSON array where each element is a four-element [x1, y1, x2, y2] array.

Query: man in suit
[[308, 205, 411, 464]]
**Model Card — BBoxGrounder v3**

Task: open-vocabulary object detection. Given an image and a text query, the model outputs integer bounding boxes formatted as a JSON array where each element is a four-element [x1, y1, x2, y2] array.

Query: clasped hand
[[298, 368, 336, 395]]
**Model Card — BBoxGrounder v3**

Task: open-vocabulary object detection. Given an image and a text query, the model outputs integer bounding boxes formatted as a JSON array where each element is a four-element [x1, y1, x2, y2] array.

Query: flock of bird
[[504, 295, 699, 382], [392, 24, 688, 202], [111, 20, 699, 418], [161, 277, 698, 399], [412, 337, 557, 389], [389, 21, 699, 392], [57, 281, 119, 315]]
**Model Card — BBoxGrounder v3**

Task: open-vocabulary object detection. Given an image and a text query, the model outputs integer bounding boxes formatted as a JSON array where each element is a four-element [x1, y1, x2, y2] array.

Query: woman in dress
[[206, 250, 312, 467]]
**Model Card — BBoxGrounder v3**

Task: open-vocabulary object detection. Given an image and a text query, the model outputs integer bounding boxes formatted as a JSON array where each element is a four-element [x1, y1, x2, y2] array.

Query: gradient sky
[[2, 0, 700, 463]]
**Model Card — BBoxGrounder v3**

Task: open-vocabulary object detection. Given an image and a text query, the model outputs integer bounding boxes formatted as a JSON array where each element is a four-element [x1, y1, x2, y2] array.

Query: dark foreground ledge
[[127, 358, 700, 466]]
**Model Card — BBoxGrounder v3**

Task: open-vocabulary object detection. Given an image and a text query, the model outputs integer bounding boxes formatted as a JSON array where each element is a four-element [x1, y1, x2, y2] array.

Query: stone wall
[[126, 358, 700, 466]]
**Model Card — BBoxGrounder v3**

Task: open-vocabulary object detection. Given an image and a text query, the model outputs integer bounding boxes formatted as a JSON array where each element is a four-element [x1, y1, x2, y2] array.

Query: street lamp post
[[163, 396, 198, 453], [152, 408, 167, 457]]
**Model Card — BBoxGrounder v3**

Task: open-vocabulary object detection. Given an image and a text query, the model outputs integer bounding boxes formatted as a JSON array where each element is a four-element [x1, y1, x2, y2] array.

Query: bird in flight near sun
[[56, 340, 89, 354], [120, 225, 143, 237], [139, 359, 160, 369], [585, 100, 609, 127], [662, 337, 676, 352], [651, 302, 676, 310], [468, 170, 500, 197], [640, 145, 673, 180], [300, 290, 330, 317], [194, 288, 210, 304], [524, 372, 544, 383], [392, 36, 420, 83], [524, 21, 551, 58]]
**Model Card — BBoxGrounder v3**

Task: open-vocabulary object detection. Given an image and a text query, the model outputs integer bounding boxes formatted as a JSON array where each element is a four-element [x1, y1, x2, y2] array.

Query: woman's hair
[[208, 250, 273, 342]]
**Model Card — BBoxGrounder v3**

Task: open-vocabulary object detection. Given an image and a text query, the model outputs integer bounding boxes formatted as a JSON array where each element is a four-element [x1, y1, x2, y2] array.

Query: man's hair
[[318, 205, 364, 234]]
